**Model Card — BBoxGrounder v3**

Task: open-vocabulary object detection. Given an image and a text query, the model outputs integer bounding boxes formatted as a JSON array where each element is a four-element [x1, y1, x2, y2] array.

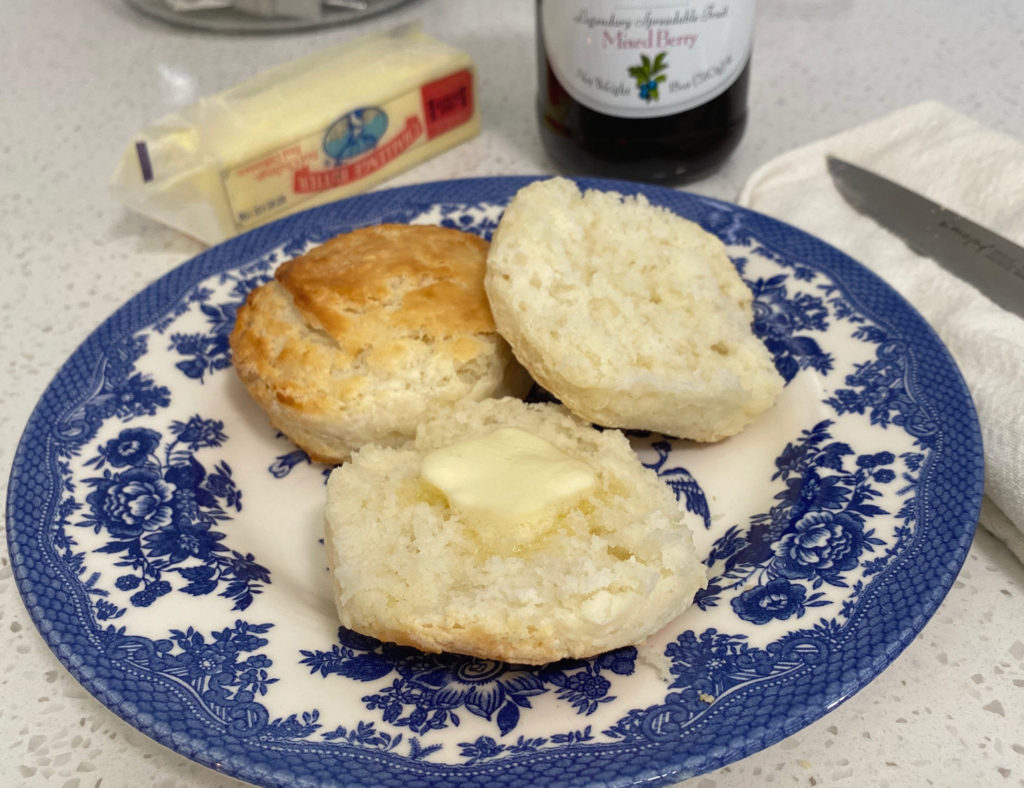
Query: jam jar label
[[541, 1, 755, 119]]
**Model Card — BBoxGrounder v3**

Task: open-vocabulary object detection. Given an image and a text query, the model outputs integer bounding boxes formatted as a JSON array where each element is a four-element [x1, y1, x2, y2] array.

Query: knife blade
[[826, 155, 1024, 319]]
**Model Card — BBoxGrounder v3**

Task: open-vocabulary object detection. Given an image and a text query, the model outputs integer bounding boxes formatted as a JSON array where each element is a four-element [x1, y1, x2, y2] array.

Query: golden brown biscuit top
[[275, 223, 495, 357]]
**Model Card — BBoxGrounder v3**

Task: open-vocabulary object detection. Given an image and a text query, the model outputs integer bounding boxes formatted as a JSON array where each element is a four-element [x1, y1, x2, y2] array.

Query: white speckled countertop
[[2, 1, 1023, 786]]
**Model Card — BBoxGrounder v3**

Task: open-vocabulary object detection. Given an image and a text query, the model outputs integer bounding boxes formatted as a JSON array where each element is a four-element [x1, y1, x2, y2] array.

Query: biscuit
[[322, 397, 707, 664], [230, 223, 529, 463], [484, 178, 784, 442]]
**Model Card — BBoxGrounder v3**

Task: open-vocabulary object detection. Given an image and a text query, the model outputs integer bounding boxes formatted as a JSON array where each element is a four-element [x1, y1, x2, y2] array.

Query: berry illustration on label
[[628, 52, 668, 102]]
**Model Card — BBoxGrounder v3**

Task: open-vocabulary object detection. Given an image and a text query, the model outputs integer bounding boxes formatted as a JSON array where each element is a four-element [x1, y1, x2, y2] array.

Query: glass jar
[[536, 1, 755, 184]]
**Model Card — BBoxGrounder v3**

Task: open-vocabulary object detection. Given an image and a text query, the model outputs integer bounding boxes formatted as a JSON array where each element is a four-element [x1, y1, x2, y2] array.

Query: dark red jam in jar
[[536, 1, 755, 184]]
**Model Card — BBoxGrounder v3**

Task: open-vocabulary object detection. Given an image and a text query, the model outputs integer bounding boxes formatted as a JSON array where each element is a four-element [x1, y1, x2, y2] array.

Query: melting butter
[[420, 427, 596, 542]]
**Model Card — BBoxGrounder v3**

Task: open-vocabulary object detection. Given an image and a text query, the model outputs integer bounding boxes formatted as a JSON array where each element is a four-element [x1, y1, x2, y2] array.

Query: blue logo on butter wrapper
[[323, 107, 389, 164]]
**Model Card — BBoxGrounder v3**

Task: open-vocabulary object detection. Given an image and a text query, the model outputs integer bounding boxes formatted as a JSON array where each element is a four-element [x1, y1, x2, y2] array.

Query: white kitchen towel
[[739, 101, 1024, 564]]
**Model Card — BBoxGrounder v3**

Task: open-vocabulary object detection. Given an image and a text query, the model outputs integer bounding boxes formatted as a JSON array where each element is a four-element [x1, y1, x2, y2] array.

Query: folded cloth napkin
[[739, 101, 1024, 564]]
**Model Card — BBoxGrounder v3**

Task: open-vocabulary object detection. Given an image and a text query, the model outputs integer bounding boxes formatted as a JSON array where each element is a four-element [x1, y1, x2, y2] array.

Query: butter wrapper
[[112, 24, 480, 244]]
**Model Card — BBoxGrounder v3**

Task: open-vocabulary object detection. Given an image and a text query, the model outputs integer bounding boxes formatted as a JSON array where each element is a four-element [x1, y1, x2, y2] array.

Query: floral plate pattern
[[6, 177, 983, 787]]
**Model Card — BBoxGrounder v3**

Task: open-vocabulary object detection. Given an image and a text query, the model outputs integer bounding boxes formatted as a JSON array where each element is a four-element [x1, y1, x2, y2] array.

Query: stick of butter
[[111, 24, 480, 244]]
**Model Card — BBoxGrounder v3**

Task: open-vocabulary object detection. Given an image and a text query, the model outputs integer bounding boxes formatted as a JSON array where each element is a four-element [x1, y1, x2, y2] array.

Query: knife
[[826, 155, 1024, 319]]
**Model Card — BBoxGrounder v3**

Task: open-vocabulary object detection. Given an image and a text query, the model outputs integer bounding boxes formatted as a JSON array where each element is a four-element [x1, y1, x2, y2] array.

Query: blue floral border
[[7, 176, 983, 787]]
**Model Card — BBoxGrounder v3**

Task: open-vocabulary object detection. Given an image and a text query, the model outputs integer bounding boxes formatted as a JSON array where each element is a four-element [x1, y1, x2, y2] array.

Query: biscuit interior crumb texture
[[485, 177, 784, 441], [323, 397, 708, 665], [229, 223, 529, 463]]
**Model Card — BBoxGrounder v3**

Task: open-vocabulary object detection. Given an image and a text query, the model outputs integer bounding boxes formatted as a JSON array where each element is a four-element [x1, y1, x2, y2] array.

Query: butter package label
[[110, 25, 480, 245], [223, 68, 473, 231]]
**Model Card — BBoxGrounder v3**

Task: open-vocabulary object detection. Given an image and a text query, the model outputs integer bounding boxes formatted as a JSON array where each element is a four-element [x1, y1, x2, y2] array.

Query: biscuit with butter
[[230, 223, 530, 463], [485, 177, 784, 442], [323, 396, 707, 664]]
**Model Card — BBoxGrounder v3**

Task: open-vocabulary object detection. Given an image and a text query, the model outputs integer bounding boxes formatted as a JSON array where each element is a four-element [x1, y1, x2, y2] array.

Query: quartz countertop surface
[[2, 1, 1023, 786]]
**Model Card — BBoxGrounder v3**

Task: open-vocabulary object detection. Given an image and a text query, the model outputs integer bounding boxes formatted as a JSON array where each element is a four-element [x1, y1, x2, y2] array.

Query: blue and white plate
[[6, 177, 983, 787]]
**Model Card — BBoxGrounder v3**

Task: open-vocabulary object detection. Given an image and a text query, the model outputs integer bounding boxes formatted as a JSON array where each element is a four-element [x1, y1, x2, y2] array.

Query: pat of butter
[[421, 428, 597, 533], [111, 24, 480, 244]]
